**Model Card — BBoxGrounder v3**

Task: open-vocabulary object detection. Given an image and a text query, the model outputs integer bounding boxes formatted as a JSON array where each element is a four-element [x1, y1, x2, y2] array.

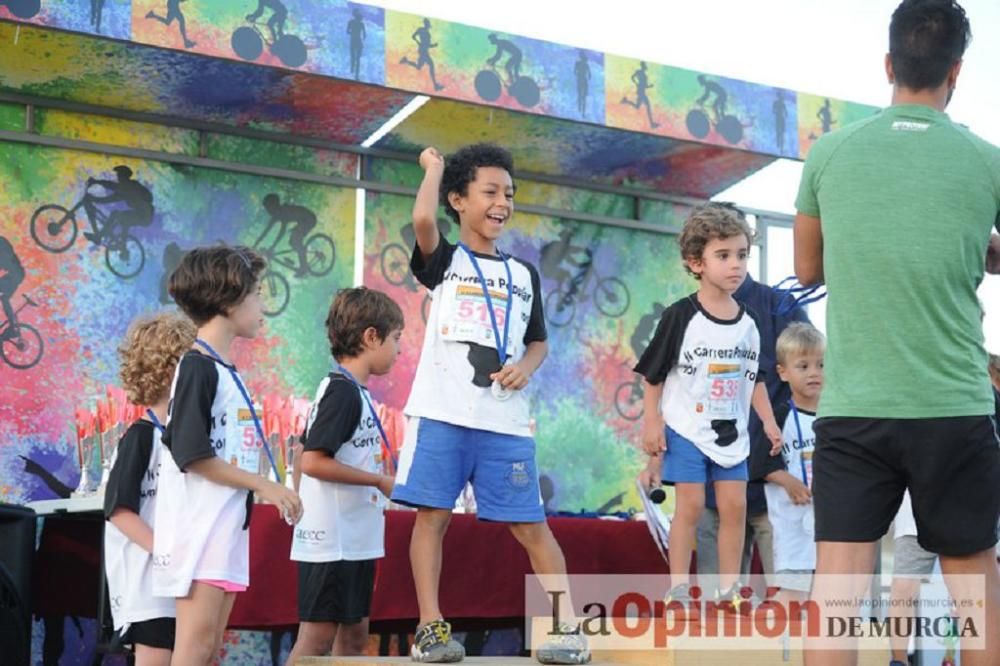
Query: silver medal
[[491, 380, 513, 401]]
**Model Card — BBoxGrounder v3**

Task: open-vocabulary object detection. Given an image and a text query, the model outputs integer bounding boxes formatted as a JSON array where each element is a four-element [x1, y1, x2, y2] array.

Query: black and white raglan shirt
[[634, 294, 763, 468], [152, 351, 259, 597], [103, 420, 175, 632], [761, 401, 817, 572], [291, 372, 386, 563], [404, 239, 547, 437]]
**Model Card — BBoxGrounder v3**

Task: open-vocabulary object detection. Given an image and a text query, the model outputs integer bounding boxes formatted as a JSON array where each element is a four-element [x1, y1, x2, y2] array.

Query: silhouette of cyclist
[[246, 0, 287, 44], [486, 33, 523, 87], [262, 194, 317, 277], [346, 7, 365, 80], [696, 74, 729, 124], [539, 228, 592, 290], [621, 61, 658, 129], [630, 302, 666, 360], [400, 18, 444, 91], [575, 49, 591, 117], [82, 166, 154, 244], [0, 235, 25, 340]]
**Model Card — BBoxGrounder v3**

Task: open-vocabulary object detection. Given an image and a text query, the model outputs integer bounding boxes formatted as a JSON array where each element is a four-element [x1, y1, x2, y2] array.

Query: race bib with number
[[225, 405, 261, 474], [706, 363, 741, 417], [439, 282, 521, 358]]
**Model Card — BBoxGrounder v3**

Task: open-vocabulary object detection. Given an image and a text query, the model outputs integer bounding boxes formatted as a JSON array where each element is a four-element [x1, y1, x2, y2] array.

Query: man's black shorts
[[813, 415, 1000, 556], [297, 559, 376, 624]]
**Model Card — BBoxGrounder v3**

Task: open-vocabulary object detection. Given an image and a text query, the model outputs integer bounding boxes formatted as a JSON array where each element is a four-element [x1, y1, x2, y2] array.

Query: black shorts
[[297, 559, 376, 624], [119, 617, 176, 650], [813, 416, 1000, 556]]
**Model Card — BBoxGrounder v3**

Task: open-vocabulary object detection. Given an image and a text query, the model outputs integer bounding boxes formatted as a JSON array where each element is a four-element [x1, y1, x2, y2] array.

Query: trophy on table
[[72, 407, 99, 497]]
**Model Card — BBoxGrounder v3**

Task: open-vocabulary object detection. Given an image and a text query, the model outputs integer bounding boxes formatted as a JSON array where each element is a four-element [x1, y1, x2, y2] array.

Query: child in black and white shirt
[[635, 203, 782, 610], [104, 311, 195, 664], [153, 246, 303, 666], [286, 287, 403, 663]]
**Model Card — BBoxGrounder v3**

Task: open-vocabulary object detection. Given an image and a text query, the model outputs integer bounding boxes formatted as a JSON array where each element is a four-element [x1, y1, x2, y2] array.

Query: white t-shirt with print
[[634, 294, 763, 467], [764, 403, 817, 572], [152, 351, 258, 597], [291, 373, 387, 562], [404, 239, 548, 437]]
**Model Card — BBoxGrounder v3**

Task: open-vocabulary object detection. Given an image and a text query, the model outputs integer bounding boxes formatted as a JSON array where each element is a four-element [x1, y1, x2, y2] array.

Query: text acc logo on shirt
[[295, 528, 327, 543]]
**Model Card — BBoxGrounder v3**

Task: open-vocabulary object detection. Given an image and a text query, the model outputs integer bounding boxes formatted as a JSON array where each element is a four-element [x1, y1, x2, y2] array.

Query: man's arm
[[794, 212, 824, 286]]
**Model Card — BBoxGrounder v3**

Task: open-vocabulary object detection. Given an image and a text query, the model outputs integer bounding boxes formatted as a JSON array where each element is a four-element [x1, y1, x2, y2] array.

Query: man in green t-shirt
[[794, 2, 1000, 664]]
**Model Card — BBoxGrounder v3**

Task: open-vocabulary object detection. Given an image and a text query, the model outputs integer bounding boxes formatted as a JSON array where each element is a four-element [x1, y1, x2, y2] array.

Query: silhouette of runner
[[346, 7, 365, 80], [0, 236, 24, 339], [621, 61, 658, 129], [486, 33, 523, 87], [145, 0, 195, 49], [817, 98, 836, 134], [262, 194, 317, 277], [773, 89, 788, 153], [696, 74, 728, 123], [400, 18, 445, 91], [246, 0, 288, 44], [90, 0, 105, 32], [574, 49, 591, 118], [82, 166, 154, 244]]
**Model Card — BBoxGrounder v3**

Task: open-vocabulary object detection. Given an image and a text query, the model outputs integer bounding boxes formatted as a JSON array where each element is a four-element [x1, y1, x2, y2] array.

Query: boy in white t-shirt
[[391, 144, 589, 664], [104, 312, 195, 665], [760, 322, 825, 606], [285, 287, 403, 663]]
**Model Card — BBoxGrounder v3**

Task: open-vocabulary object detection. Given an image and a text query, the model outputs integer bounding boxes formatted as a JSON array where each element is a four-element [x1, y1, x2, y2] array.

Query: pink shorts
[[195, 579, 247, 593]]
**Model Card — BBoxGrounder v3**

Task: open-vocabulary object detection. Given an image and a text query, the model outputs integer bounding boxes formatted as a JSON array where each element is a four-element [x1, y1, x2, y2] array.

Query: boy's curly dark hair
[[439, 143, 515, 224], [678, 203, 755, 280]]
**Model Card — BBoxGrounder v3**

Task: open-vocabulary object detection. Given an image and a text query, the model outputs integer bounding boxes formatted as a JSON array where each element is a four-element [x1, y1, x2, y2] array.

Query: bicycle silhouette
[[544, 248, 629, 327], [475, 35, 540, 108], [232, 18, 307, 68], [379, 220, 449, 324], [30, 184, 147, 279], [686, 100, 745, 145], [614, 364, 644, 421], [0, 294, 43, 370], [251, 218, 335, 317], [0, 0, 40, 19]]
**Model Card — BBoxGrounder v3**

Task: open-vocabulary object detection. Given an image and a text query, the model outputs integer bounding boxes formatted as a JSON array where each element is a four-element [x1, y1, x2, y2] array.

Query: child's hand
[[490, 362, 531, 390], [419, 147, 444, 172], [638, 456, 662, 492], [764, 420, 783, 456], [641, 417, 667, 456], [783, 477, 812, 506], [376, 474, 395, 499], [259, 482, 304, 524]]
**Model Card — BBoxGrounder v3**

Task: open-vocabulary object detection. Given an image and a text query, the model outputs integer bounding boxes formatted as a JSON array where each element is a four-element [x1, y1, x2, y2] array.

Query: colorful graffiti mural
[[0, 2, 877, 159]]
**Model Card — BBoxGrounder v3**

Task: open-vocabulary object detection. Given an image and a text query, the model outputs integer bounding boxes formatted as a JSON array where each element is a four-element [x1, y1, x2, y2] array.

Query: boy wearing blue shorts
[[392, 144, 589, 665], [635, 203, 782, 609]]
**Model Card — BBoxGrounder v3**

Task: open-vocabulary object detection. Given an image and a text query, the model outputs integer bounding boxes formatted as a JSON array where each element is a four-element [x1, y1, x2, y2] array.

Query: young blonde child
[[104, 312, 195, 665]]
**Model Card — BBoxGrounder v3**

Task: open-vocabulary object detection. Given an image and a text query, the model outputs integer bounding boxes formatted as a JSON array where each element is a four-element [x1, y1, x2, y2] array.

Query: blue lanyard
[[335, 365, 398, 471], [773, 276, 827, 316], [194, 339, 281, 482], [146, 409, 165, 434], [788, 398, 809, 486], [458, 243, 514, 366]]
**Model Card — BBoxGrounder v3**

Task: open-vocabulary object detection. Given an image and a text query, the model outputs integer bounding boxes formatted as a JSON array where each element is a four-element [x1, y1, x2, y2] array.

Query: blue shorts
[[392, 418, 545, 523], [662, 427, 748, 484]]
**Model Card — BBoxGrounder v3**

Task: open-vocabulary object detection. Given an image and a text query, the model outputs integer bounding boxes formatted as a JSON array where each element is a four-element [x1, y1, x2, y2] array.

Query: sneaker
[[536, 623, 591, 665], [663, 583, 702, 621], [411, 619, 465, 663], [714, 582, 759, 615]]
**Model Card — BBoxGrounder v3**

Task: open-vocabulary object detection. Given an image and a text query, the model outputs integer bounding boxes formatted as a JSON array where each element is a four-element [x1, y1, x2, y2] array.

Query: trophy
[[72, 407, 98, 497]]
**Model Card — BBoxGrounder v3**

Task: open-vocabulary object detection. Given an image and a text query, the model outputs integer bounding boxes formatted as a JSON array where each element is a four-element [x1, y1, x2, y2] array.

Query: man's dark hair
[[326, 287, 404, 359], [439, 143, 515, 224], [889, 0, 971, 90], [168, 245, 265, 326]]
